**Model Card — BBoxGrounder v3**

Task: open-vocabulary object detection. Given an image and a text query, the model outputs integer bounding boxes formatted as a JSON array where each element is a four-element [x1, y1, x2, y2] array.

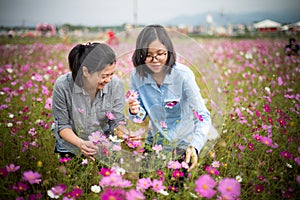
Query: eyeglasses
[[145, 52, 167, 62]]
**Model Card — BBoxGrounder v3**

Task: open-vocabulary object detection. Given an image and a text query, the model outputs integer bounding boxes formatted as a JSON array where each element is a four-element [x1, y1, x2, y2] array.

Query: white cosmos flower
[[91, 185, 101, 193], [236, 175, 243, 182]]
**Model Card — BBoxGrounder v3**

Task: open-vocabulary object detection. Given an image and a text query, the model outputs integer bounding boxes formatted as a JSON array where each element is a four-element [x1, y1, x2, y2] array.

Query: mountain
[[164, 11, 300, 26]]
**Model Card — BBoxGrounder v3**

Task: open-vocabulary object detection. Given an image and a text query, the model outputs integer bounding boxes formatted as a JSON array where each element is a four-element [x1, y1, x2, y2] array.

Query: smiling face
[[144, 40, 168, 74], [83, 63, 116, 91]]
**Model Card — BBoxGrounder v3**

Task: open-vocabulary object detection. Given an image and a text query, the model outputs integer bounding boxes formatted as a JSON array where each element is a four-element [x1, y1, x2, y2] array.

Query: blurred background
[[0, 0, 299, 40]]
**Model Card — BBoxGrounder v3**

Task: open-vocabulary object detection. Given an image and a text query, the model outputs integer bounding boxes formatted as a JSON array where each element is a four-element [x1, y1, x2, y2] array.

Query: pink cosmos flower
[[151, 179, 166, 193], [44, 98, 52, 109], [136, 178, 152, 191], [47, 183, 67, 198], [88, 131, 104, 145], [194, 174, 216, 198], [126, 189, 145, 200], [261, 136, 272, 146], [217, 178, 241, 198], [106, 112, 115, 120], [160, 121, 168, 128], [152, 144, 162, 154], [6, 163, 20, 172], [22, 170, 42, 184], [168, 161, 181, 169], [294, 157, 300, 166], [296, 175, 300, 183], [100, 188, 126, 200], [125, 90, 139, 101], [99, 173, 123, 188], [133, 118, 143, 123]]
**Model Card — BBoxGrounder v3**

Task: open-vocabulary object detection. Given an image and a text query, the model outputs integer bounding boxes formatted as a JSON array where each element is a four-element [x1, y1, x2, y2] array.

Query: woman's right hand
[[79, 140, 98, 161], [128, 99, 140, 115]]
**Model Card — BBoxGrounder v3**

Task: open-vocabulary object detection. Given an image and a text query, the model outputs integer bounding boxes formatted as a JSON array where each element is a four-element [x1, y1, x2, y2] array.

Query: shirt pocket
[[163, 98, 181, 119]]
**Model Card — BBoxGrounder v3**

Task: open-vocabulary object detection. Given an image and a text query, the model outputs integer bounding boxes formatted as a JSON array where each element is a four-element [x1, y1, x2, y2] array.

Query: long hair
[[132, 25, 176, 77]]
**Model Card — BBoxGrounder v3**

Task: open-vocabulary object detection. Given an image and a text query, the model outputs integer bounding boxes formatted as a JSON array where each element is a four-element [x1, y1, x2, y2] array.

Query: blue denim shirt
[[129, 63, 211, 153]]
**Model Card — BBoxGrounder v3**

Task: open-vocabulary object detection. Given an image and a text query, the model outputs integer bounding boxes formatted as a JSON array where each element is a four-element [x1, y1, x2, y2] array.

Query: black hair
[[132, 24, 176, 77], [68, 42, 116, 86]]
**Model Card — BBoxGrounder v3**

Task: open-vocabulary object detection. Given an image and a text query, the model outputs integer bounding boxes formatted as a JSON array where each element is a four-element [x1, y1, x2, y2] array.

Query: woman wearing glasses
[[128, 25, 211, 172], [52, 42, 127, 161]]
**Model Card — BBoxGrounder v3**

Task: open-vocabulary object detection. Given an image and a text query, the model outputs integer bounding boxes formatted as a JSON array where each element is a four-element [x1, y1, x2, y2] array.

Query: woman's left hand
[[185, 146, 198, 172]]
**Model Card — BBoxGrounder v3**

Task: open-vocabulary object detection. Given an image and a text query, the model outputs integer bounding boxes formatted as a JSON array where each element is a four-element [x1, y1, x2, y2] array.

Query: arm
[[182, 68, 212, 171], [52, 76, 98, 160]]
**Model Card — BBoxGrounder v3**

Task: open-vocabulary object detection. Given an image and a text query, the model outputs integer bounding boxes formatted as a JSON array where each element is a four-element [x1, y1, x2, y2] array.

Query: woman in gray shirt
[[52, 42, 126, 160]]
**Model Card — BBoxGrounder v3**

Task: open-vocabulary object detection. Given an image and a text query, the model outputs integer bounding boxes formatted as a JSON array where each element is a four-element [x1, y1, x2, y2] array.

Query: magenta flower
[[12, 182, 29, 192], [253, 134, 262, 142], [151, 179, 166, 193], [248, 142, 255, 151], [22, 170, 42, 184], [99, 167, 113, 176], [217, 178, 241, 198], [263, 104, 270, 112], [194, 174, 216, 198], [70, 186, 83, 199], [6, 163, 20, 172], [168, 185, 178, 193], [280, 151, 292, 159], [277, 117, 287, 127], [59, 157, 71, 163], [172, 170, 184, 178], [100, 188, 125, 200], [165, 101, 178, 109], [193, 111, 203, 121], [0, 167, 8, 177], [126, 189, 145, 200], [136, 178, 152, 191], [253, 184, 264, 193], [205, 166, 220, 176]]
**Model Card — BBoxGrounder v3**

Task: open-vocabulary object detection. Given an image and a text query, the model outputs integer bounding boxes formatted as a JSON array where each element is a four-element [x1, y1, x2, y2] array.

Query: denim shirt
[[52, 72, 125, 154], [129, 63, 211, 153]]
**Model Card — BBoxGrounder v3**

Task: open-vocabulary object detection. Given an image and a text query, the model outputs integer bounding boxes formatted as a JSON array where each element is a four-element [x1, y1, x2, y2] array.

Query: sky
[[0, 0, 299, 27]]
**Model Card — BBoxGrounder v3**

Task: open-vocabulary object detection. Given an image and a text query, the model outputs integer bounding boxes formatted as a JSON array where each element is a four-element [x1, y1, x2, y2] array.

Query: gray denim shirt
[[52, 72, 125, 154]]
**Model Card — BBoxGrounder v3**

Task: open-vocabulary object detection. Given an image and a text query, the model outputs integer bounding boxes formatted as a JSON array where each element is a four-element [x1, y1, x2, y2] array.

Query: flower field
[[0, 35, 299, 199]]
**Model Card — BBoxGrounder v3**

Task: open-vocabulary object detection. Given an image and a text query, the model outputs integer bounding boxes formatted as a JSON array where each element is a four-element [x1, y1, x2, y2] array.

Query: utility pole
[[133, 0, 138, 28]]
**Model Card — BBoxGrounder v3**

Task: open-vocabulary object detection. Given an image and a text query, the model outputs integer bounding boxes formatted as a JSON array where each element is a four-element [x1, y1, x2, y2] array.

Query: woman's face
[[144, 40, 168, 74], [84, 63, 116, 90]]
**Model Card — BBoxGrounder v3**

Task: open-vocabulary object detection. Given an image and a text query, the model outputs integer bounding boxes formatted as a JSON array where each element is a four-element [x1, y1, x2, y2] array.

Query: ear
[[82, 66, 89, 77]]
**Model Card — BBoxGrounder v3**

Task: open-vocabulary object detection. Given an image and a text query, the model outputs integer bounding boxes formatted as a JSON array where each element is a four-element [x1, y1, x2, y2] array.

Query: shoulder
[[54, 72, 73, 90], [172, 63, 194, 76]]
